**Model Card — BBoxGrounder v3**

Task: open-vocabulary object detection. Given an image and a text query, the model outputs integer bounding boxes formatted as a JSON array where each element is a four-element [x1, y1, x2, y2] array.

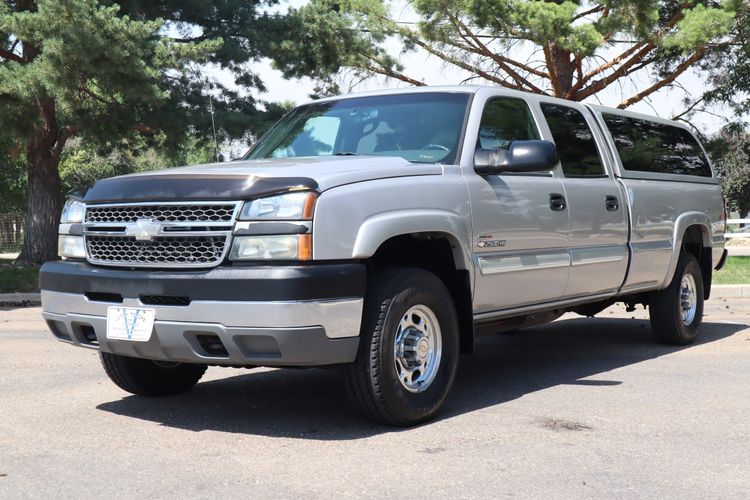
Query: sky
[[211, 0, 734, 142]]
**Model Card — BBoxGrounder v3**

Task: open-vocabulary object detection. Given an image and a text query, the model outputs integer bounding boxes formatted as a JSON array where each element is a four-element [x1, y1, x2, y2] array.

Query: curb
[[711, 284, 750, 299], [0, 293, 41, 306]]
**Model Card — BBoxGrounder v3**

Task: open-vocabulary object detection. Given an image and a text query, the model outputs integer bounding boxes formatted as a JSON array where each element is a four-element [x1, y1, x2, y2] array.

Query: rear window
[[602, 114, 712, 177], [541, 103, 605, 177]]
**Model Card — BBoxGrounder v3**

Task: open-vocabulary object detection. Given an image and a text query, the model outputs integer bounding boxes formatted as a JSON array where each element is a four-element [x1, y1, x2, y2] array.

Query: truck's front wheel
[[649, 253, 704, 345], [100, 352, 207, 397], [344, 268, 460, 426]]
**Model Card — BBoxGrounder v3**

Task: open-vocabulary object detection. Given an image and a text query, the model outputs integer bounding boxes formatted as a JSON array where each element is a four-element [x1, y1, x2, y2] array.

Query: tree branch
[[410, 38, 524, 90], [52, 124, 82, 157], [579, 42, 646, 85], [543, 43, 562, 96], [571, 5, 689, 99], [133, 124, 156, 135], [445, 15, 547, 93], [448, 14, 549, 81], [0, 48, 24, 63], [617, 48, 706, 109], [168, 34, 212, 44], [575, 43, 655, 100], [573, 5, 605, 22], [363, 55, 426, 87], [672, 95, 706, 121]]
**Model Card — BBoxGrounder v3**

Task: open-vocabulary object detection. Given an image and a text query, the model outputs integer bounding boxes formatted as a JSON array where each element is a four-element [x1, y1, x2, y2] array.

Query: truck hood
[[82, 156, 443, 203]]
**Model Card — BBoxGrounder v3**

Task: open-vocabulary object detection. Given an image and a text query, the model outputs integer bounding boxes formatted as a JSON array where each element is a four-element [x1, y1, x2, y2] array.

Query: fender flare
[[661, 211, 712, 288], [351, 209, 473, 272]]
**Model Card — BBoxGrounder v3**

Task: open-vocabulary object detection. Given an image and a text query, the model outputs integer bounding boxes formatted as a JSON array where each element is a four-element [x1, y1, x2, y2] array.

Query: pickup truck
[[41, 86, 727, 426]]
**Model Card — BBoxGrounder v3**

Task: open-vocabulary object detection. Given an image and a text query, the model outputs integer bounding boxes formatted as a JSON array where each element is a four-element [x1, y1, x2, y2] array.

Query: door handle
[[549, 193, 566, 211], [606, 195, 619, 211]]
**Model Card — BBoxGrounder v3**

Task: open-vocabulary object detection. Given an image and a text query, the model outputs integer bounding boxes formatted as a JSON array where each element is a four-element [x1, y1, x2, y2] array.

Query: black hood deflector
[[82, 174, 319, 203]]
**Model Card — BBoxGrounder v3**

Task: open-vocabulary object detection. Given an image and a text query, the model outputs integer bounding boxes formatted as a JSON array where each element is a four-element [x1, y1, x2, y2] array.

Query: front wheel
[[344, 268, 460, 426], [100, 352, 207, 396], [649, 253, 704, 345]]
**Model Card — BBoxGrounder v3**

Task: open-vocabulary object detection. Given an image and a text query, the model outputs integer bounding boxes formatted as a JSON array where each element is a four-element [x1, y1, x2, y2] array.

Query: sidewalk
[[727, 246, 750, 257]]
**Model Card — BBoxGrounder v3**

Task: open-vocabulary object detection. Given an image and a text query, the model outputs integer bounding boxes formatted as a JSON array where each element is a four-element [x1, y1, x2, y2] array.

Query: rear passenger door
[[538, 102, 629, 298], [596, 112, 721, 293]]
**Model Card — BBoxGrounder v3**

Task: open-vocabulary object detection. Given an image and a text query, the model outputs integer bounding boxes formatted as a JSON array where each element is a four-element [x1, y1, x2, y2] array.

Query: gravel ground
[[1, 300, 749, 499]]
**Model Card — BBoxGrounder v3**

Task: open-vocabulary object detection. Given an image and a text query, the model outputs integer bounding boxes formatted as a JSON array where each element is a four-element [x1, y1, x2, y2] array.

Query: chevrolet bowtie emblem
[[125, 218, 163, 241]]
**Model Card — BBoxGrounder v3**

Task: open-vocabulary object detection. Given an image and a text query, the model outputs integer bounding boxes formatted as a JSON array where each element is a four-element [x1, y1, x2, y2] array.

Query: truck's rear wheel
[[100, 352, 207, 396], [649, 253, 704, 345], [344, 268, 459, 426]]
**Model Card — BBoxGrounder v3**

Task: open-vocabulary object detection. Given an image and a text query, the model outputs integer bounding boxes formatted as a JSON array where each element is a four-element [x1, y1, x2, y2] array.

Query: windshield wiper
[[333, 152, 358, 156]]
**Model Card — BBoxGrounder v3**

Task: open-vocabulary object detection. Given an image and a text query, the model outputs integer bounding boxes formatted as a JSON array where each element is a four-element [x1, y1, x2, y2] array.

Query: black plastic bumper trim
[[40, 261, 366, 302], [715, 248, 728, 271]]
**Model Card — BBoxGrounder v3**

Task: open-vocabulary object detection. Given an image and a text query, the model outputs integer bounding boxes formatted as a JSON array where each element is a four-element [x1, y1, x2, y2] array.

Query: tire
[[344, 268, 460, 426], [649, 253, 704, 345], [100, 352, 207, 397]]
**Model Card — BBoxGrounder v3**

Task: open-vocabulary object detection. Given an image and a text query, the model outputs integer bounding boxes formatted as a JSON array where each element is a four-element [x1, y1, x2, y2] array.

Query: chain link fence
[[0, 213, 25, 257]]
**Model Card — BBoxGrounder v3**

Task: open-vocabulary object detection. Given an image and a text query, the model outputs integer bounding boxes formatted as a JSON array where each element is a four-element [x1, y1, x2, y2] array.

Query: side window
[[602, 114, 712, 177], [541, 103, 605, 177], [478, 98, 539, 150]]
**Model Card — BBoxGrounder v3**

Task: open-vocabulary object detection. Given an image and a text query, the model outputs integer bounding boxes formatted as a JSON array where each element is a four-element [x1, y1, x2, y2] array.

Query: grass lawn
[[713, 256, 750, 285], [0, 258, 40, 293]]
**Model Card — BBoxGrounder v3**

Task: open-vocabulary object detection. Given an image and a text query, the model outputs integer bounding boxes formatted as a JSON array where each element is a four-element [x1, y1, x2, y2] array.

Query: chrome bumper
[[42, 290, 362, 366]]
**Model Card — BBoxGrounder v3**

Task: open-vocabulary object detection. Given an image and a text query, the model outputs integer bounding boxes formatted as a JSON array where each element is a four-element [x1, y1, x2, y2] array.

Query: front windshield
[[246, 92, 470, 164]]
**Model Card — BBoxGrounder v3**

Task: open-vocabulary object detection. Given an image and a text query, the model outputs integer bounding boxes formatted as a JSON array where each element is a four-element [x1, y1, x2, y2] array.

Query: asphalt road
[[1, 300, 749, 499]]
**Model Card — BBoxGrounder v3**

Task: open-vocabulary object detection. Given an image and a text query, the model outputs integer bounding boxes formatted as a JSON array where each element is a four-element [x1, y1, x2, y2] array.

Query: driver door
[[466, 96, 570, 314]]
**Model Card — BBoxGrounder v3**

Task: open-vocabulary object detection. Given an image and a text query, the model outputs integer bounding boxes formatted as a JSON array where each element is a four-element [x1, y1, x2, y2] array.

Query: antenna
[[209, 95, 220, 162]]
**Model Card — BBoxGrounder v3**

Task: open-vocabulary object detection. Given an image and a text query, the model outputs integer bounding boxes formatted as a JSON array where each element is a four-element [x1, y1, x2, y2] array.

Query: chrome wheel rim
[[680, 273, 698, 325], [394, 305, 442, 393]]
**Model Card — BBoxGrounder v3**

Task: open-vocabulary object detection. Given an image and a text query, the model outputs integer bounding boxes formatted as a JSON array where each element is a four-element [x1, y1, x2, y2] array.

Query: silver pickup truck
[[41, 86, 727, 425]]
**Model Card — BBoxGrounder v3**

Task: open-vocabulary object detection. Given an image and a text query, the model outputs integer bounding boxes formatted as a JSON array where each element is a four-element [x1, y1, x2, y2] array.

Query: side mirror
[[474, 140, 559, 175]]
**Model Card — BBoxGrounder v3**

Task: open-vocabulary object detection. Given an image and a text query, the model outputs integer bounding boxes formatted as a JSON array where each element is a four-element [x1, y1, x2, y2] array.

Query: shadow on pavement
[[96, 317, 746, 440]]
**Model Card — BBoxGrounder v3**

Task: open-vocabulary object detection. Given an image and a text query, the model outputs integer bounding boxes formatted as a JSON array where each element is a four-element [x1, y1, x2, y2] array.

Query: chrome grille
[[83, 202, 240, 268], [86, 204, 236, 223], [86, 236, 227, 266]]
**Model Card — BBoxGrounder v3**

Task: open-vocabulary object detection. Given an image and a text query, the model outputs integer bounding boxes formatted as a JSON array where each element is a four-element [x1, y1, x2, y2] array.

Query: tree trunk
[[17, 100, 63, 265], [17, 149, 62, 264], [547, 43, 575, 97]]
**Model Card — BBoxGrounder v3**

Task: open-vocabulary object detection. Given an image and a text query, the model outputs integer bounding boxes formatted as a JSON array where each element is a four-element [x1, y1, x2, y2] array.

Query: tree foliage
[[0, 0, 291, 263], [275, 0, 739, 108], [103, 0, 292, 144], [0, 0, 220, 149], [59, 136, 217, 196], [707, 125, 750, 218], [698, 0, 750, 116]]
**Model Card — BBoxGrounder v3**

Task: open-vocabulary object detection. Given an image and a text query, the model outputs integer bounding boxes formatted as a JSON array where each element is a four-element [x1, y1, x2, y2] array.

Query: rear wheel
[[344, 268, 460, 426], [100, 352, 207, 396], [649, 253, 704, 345]]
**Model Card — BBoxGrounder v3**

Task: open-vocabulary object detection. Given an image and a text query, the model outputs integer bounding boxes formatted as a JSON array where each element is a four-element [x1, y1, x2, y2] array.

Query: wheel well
[[367, 233, 474, 355], [681, 224, 712, 299]]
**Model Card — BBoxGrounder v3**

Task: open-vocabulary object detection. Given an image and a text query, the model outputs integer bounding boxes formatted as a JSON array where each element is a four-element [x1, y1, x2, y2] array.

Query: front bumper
[[40, 261, 366, 366]]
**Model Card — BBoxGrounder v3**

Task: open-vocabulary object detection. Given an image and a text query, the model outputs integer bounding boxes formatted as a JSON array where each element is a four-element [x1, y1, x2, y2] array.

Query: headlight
[[230, 235, 312, 261], [58, 235, 86, 259], [61, 198, 85, 223], [239, 192, 316, 220]]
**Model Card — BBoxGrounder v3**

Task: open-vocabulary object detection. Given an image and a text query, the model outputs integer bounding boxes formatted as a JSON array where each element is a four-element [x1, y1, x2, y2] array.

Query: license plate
[[106, 307, 156, 342]]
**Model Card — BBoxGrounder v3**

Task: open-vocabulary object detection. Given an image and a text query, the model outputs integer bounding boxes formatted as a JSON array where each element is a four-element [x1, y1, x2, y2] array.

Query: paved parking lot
[[1, 300, 749, 499]]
